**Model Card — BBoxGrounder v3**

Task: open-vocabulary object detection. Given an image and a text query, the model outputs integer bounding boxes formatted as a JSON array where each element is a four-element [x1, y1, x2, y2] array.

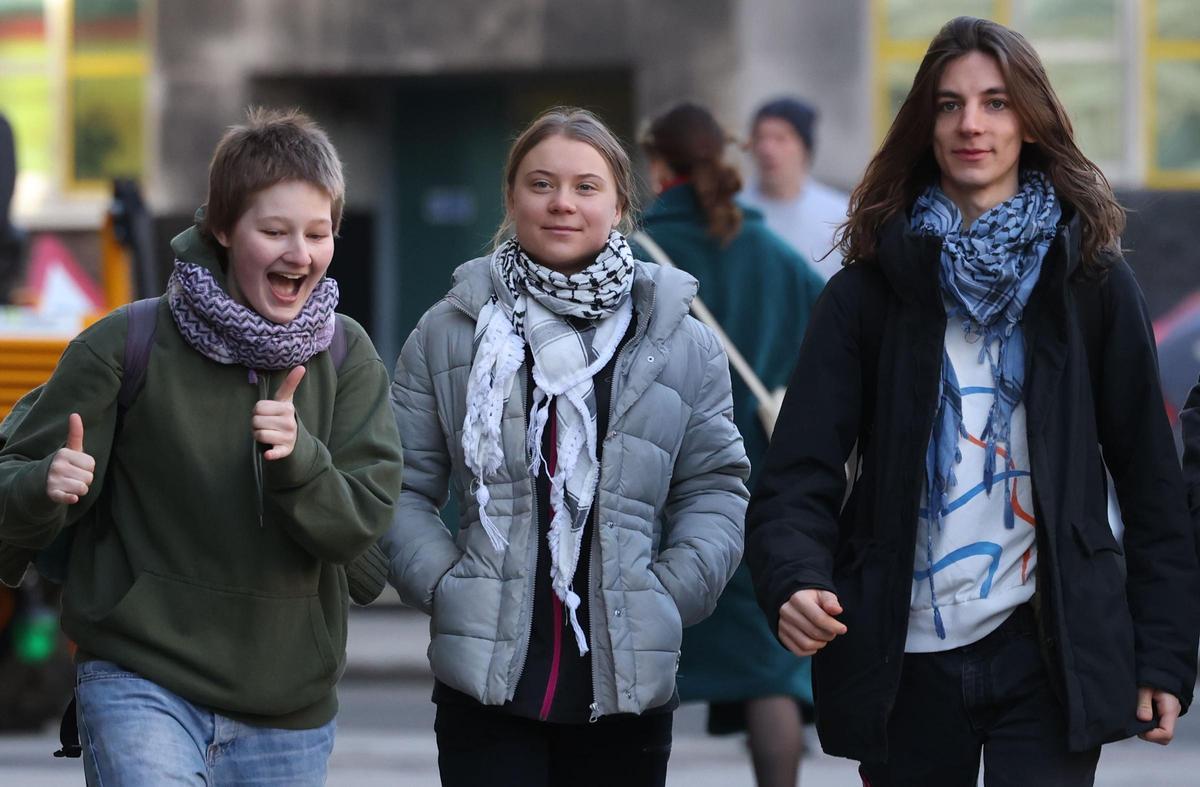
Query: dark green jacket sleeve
[[263, 325, 404, 564], [0, 323, 123, 550]]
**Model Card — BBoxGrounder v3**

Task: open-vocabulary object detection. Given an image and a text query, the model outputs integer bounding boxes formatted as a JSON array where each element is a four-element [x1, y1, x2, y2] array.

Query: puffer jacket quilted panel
[[382, 256, 749, 717]]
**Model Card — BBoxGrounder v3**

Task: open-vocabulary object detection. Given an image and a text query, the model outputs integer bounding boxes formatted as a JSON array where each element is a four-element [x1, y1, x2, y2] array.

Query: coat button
[[605, 520, 615, 529], [625, 690, 633, 699], [646, 355, 655, 363], [614, 609, 623, 617]]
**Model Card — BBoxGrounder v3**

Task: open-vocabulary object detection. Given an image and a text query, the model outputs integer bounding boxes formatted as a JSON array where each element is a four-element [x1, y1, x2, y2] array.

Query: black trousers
[[859, 605, 1101, 787], [435, 702, 672, 787]]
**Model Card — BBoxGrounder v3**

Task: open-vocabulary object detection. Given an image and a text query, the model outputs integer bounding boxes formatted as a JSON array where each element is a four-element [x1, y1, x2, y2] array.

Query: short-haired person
[[380, 107, 749, 787], [741, 97, 849, 282], [746, 17, 1199, 786], [0, 108, 404, 785]]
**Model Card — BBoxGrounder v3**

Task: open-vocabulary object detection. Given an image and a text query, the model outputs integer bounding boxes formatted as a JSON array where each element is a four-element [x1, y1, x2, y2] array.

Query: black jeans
[[434, 702, 672, 787], [859, 605, 1101, 787]]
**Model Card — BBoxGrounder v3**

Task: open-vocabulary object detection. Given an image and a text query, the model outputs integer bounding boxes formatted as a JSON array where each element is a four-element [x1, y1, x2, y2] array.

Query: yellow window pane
[[1043, 61, 1122, 163], [1157, 0, 1200, 40], [71, 75, 143, 182], [1024, 0, 1116, 39], [885, 59, 921, 121], [886, 0, 997, 42], [0, 72, 51, 174], [0, 2, 50, 176], [1155, 60, 1200, 171]]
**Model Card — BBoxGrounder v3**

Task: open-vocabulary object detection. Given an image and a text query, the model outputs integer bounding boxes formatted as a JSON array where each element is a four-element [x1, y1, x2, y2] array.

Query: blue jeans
[[858, 605, 1101, 787], [75, 659, 335, 786]]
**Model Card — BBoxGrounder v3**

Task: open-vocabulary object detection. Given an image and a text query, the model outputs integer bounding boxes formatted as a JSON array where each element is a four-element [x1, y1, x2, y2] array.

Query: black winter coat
[[746, 211, 1199, 763]]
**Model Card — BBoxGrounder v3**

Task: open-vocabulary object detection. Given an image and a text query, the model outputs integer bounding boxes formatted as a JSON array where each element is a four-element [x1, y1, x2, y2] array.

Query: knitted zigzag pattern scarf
[[167, 260, 339, 371]]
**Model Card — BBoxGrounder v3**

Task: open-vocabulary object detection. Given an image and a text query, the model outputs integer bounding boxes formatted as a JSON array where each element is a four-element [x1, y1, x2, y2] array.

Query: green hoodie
[[0, 226, 403, 728]]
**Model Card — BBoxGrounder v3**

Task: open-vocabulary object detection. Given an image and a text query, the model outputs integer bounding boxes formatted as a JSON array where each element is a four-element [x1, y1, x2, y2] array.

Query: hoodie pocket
[[95, 571, 339, 717]]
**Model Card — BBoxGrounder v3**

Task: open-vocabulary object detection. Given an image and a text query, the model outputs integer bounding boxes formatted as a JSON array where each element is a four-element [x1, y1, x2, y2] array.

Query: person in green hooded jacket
[[635, 102, 825, 787], [0, 108, 403, 786]]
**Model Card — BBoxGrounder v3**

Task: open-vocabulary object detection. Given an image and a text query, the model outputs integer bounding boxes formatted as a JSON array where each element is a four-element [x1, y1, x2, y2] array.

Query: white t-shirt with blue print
[[906, 320, 1038, 653]]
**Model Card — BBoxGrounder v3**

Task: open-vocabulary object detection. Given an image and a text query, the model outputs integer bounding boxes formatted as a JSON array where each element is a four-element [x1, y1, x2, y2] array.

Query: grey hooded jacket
[[382, 256, 749, 718]]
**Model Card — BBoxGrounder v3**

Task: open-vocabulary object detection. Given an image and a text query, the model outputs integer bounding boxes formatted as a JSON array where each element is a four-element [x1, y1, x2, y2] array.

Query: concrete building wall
[[733, 0, 872, 192], [150, 0, 754, 215]]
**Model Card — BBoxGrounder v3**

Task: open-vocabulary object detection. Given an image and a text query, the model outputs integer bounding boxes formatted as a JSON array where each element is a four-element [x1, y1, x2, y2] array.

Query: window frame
[[870, 0, 1200, 189], [1143, 0, 1200, 189], [4, 0, 152, 229]]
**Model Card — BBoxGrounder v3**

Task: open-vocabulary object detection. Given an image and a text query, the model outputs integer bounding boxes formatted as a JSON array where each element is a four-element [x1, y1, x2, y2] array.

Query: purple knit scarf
[[167, 260, 339, 371]]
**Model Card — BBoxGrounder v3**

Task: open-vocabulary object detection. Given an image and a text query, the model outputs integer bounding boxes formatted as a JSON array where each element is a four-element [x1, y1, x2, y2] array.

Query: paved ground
[[4, 605, 1199, 786]]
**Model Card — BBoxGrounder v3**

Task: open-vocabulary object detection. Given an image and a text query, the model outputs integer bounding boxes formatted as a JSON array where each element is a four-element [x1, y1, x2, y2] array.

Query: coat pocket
[[1069, 518, 1124, 557], [94, 571, 339, 716]]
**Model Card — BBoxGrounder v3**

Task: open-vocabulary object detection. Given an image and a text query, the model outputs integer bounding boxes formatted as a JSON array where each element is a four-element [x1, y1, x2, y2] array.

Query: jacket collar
[[872, 202, 1084, 307], [170, 220, 229, 285], [873, 213, 943, 307], [642, 183, 767, 227], [444, 252, 699, 345]]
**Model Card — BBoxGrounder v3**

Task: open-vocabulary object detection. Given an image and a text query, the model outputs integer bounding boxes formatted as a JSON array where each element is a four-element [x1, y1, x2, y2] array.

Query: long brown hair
[[641, 102, 743, 246], [493, 107, 637, 247], [838, 16, 1123, 271]]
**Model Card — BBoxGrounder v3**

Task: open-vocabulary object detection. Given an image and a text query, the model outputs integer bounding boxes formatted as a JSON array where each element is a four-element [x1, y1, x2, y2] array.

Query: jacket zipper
[[538, 410, 561, 720], [590, 289, 656, 723], [252, 369, 268, 528]]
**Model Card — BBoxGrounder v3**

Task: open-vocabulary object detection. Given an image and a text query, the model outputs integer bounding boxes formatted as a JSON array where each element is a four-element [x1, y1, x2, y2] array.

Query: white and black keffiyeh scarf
[[463, 231, 635, 655]]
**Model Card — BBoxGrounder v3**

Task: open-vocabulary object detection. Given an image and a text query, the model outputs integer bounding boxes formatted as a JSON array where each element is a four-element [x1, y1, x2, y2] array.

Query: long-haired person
[[746, 17, 1198, 786], [381, 107, 749, 787], [637, 101, 824, 787]]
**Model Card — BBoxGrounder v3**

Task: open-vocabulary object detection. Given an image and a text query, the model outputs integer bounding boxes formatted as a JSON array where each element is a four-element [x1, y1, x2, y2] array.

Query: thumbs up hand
[[252, 366, 306, 461], [46, 413, 96, 504]]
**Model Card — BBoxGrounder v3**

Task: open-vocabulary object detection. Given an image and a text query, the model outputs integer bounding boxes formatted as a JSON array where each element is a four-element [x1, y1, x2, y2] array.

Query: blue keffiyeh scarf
[[910, 169, 1061, 639]]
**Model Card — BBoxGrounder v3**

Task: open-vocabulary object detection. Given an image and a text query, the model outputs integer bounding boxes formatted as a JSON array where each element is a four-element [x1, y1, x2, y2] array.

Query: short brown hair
[[202, 107, 345, 242], [838, 16, 1123, 272], [494, 107, 637, 246]]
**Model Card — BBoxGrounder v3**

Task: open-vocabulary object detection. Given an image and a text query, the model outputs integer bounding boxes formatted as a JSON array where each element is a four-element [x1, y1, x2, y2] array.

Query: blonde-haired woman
[[381, 107, 749, 786]]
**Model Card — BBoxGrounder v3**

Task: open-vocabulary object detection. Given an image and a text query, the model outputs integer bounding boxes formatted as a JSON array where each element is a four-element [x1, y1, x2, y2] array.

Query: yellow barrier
[[0, 338, 69, 420]]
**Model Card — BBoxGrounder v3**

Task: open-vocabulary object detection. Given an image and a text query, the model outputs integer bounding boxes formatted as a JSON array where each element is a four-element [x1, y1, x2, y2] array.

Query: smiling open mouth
[[267, 272, 306, 299]]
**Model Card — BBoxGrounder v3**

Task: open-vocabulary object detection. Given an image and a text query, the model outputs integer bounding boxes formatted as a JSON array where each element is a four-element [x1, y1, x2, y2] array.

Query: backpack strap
[[118, 297, 160, 415], [52, 298, 159, 758], [329, 314, 348, 373]]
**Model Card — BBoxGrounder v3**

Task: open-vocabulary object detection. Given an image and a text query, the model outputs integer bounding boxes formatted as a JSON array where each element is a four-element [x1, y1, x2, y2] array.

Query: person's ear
[[214, 229, 231, 248]]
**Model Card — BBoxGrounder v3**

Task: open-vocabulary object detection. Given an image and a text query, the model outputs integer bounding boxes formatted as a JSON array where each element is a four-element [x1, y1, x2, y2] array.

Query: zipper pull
[[588, 702, 600, 724]]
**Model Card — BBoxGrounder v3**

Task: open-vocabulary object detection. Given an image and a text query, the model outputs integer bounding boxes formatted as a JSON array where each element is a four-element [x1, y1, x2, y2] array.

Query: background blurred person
[[747, 16, 1199, 786], [637, 101, 825, 787], [741, 97, 848, 282], [380, 106, 749, 787]]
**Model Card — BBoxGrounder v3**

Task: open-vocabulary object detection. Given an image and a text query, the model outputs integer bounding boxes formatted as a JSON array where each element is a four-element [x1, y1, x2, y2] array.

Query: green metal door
[[392, 85, 508, 345]]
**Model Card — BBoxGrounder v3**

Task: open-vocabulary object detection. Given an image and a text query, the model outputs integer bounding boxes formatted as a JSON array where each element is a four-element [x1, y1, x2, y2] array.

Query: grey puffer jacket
[[382, 256, 749, 718]]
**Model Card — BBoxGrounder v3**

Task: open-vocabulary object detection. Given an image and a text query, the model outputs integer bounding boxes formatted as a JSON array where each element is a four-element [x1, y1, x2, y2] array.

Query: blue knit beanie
[[753, 98, 817, 155]]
